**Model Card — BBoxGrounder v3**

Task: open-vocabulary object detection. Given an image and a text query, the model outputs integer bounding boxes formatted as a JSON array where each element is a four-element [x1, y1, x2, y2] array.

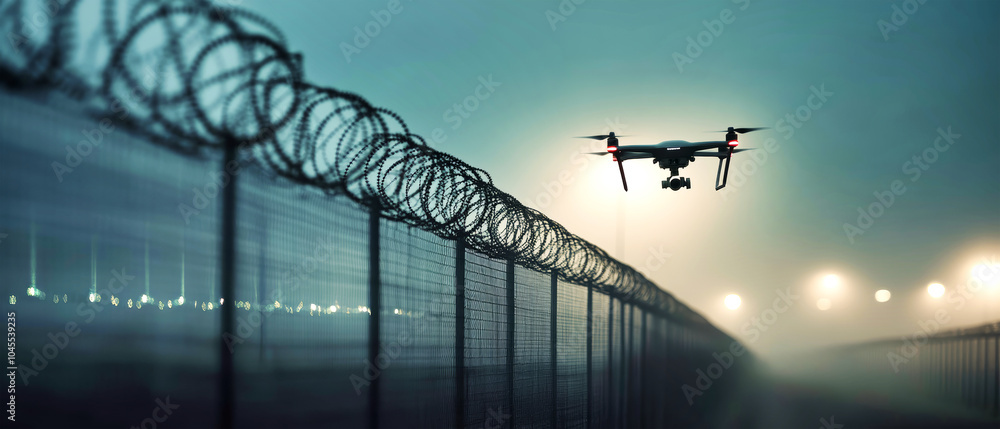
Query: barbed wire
[[0, 0, 714, 328]]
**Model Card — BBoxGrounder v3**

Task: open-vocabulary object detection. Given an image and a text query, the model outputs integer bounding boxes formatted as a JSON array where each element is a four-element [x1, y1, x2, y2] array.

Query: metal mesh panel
[[513, 266, 552, 429], [379, 222, 457, 428], [556, 281, 587, 428], [463, 250, 509, 428], [590, 292, 611, 427], [230, 168, 370, 428]]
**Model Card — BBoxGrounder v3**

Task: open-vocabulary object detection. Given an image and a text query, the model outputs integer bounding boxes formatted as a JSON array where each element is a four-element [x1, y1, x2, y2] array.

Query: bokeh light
[[823, 274, 840, 290], [927, 283, 945, 298], [874, 289, 891, 303], [724, 294, 741, 310]]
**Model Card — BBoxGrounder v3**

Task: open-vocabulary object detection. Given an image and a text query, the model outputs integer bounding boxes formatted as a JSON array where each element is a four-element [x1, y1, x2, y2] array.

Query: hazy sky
[[240, 0, 1000, 357]]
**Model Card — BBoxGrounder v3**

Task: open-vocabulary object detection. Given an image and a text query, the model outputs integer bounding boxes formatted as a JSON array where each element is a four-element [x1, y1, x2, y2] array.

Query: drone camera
[[663, 177, 691, 191]]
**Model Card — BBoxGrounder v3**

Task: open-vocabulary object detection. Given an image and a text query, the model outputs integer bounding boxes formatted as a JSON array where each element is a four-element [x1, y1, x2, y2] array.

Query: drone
[[578, 127, 768, 191]]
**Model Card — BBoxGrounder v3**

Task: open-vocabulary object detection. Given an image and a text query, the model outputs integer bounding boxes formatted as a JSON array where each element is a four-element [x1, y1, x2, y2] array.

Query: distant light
[[207, 302, 214, 310], [26, 287, 37, 297], [823, 275, 840, 290], [88, 293, 96, 303], [927, 283, 945, 298], [329, 305, 336, 313], [727, 140, 738, 147], [310, 303, 317, 312], [141, 294, 149, 304], [875, 290, 891, 303], [8, 296, 14, 305], [167, 300, 173, 309], [274, 301, 281, 308], [816, 298, 832, 311], [220, 298, 224, 306], [724, 294, 741, 310], [177, 296, 185, 305]]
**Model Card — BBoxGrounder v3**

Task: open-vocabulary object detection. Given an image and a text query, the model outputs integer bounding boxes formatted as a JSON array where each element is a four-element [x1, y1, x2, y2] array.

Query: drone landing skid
[[715, 150, 733, 191]]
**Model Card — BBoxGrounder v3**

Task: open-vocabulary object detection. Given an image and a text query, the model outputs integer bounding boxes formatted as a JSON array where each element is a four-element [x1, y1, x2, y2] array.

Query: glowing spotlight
[[816, 298, 831, 311], [141, 294, 149, 304], [823, 275, 840, 290], [927, 283, 945, 298], [874, 290, 891, 303], [724, 294, 741, 310]]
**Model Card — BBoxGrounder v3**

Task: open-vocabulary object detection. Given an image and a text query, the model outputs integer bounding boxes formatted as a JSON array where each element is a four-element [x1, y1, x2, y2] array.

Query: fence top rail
[[824, 320, 1000, 351], [0, 0, 730, 336]]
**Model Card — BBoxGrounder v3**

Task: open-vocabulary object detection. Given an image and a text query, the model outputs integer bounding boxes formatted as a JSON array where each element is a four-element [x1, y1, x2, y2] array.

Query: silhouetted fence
[[823, 322, 1000, 419], [0, 1, 749, 427]]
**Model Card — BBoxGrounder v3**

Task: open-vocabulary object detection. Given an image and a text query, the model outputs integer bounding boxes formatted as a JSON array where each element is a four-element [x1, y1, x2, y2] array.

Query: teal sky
[[242, 0, 1000, 357]]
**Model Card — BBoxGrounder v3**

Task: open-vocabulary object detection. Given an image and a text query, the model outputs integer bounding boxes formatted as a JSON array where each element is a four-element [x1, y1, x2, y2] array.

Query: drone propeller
[[709, 127, 769, 134], [585, 151, 611, 156], [575, 134, 630, 140]]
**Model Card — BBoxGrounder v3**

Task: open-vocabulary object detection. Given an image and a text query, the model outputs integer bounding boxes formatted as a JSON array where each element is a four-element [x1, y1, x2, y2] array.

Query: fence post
[[506, 256, 516, 424], [550, 270, 558, 429], [619, 300, 626, 429], [586, 284, 593, 429], [455, 237, 466, 429], [607, 296, 614, 425], [994, 334, 999, 417], [639, 309, 647, 429], [218, 141, 238, 429], [367, 203, 381, 429]]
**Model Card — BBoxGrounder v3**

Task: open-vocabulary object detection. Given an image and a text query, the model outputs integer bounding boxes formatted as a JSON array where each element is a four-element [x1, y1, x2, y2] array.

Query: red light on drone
[[727, 140, 739, 147], [607, 146, 618, 152]]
